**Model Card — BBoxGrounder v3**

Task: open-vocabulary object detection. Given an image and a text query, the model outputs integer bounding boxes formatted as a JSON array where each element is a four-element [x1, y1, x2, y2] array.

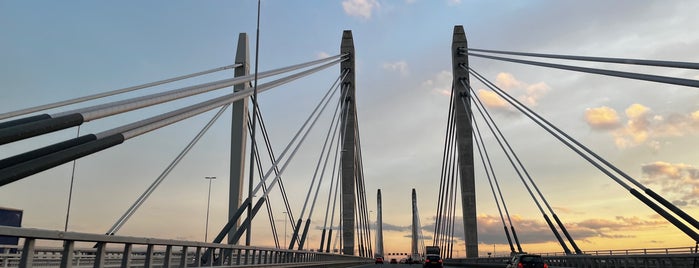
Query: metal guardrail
[[0, 226, 370, 268], [446, 246, 699, 268]]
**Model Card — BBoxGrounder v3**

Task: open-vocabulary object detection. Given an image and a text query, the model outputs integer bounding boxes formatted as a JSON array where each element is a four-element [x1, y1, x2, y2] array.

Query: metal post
[[204, 176, 216, 242], [340, 29, 357, 256], [283, 212, 288, 247], [19, 238, 35, 268], [451, 25, 478, 257], [60, 240, 75, 268], [229, 32, 250, 244], [121, 243, 133, 268]]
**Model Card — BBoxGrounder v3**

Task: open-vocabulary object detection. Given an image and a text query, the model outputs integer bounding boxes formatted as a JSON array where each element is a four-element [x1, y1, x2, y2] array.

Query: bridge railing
[[446, 246, 699, 268], [532, 246, 698, 256], [0, 226, 369, 268]]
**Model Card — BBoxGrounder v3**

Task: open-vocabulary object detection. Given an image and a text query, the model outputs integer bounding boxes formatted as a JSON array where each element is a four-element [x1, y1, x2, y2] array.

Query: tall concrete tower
[[375, 189, 384, 258]]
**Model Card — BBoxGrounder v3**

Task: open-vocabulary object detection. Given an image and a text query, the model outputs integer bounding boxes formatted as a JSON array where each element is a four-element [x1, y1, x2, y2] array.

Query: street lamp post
[[204, 176, 216, 242], [282, 211, 288, 247]]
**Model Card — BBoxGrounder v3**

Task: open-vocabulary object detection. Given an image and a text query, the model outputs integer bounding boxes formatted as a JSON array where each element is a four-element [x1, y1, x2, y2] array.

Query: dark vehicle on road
[[375, 257, 384, 264], [389, 258, 398, 264], [423, 255, 443, 268], [506, 254, 548, 268]]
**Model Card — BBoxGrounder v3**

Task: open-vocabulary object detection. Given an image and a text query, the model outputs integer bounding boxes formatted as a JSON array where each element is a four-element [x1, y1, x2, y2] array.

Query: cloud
[[342, 0, 380, 20], [382, 222, 410, 232], [447, 0, 462, 6], [382, 61, 409, 76], [495, 73, 523, 90], [585, 106, 621, 130], [641, 161, 699, 207], [316, 51, 331, 59], [422, 214, 668, 245], [522, 82, 550, 106], [585, 104, 699, 149], [477, 89, 509, 111], [489, 72, 551, 108], [423, 70, 452, 96]]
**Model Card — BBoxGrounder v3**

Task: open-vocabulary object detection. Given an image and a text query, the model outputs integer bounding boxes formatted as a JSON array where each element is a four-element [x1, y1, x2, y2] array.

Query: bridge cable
[[466, 78, 583, 254], [468, 67, 699, 242], [464, 52, 699, 88], [63, 125, 81, 232], [468, 95, 524, 254], [253, 101, 297, 246], [433, 84, 456, 247], [439, 115, 457, 256], [0, 64, 241, 121], [464, 78, 582, 254], [355, 119, 373, 257], [0, 58, 344, 187], [466, 65, 699, 233], [247, 112, 280, 248], [201, 71, 345, 263], [245, 0, 262, 246], [319, 113, 344, 252], [293, 79, 345, 250], [443, 122, 458, 256], [468, 48, 699, 70], [447, 162, 458, 259], [326, 104, 349, 253], [0, 54, 345, 145], [287, 72, 348, 250], [107, 104, 230, 235], [470, 65, 699, 235], [221, 70, 347, 246], [469, 106, 516, 253]]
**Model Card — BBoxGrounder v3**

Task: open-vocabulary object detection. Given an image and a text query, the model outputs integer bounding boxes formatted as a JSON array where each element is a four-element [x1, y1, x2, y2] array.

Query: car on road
[[506, 254, 548, 268], [375, 257, 384, 264], [389, 258, 398, 264], [423, 255, 443, 268]]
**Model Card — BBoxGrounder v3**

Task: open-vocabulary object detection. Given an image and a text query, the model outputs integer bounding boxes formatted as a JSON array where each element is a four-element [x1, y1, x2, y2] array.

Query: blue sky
[[2, 0, 699, 256]]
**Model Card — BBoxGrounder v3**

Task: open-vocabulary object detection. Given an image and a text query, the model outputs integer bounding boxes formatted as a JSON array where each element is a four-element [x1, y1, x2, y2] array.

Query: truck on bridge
[[426, 246, 440, 255]]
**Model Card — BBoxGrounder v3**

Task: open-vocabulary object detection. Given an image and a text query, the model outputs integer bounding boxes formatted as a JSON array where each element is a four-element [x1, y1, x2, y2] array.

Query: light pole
[[282, 211, 288, 247], [204, 176, 216, 242]]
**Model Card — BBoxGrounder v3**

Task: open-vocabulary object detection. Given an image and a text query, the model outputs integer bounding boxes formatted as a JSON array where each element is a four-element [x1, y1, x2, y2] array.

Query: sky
[[1, 0, 699, 257]]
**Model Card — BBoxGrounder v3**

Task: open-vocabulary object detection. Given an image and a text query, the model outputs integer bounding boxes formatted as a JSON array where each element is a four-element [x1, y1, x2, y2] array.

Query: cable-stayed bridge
[[1, 25, 698, 268]]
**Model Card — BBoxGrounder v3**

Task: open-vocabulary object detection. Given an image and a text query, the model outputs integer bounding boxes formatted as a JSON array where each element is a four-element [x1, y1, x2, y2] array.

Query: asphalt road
[[351, 264, 471, 268]]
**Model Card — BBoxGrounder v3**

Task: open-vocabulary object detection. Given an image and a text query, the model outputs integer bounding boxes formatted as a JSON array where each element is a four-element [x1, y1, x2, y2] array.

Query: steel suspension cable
[[447, 166, 458, 258], [295, 83, 345, 250], [320, 115, 343, 252], [107, 104, 230, 235], [468, 48, 699, 70], [0, 59, 344, 186], [470, 112, 515, 252], [287, 74, 348, 250], [468, 64, 699, 232], [254, 104, 297, 235], [468, 67, 699, 242], [0, 64, 241, 121], [0, 54, 345, 145], [434, 84, 456, 246], [327, 101, 350, 253], [250, 70, 347, 197], [442, 141, 457, 257], [438, 124, 456, 252], [467, 78, 583, 254], [355, 119, 373, 257], [212, 68, 346, 247], [248, 111, 280, 249], [465, 52, 699, 88], [469, 99, 520, 253]]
